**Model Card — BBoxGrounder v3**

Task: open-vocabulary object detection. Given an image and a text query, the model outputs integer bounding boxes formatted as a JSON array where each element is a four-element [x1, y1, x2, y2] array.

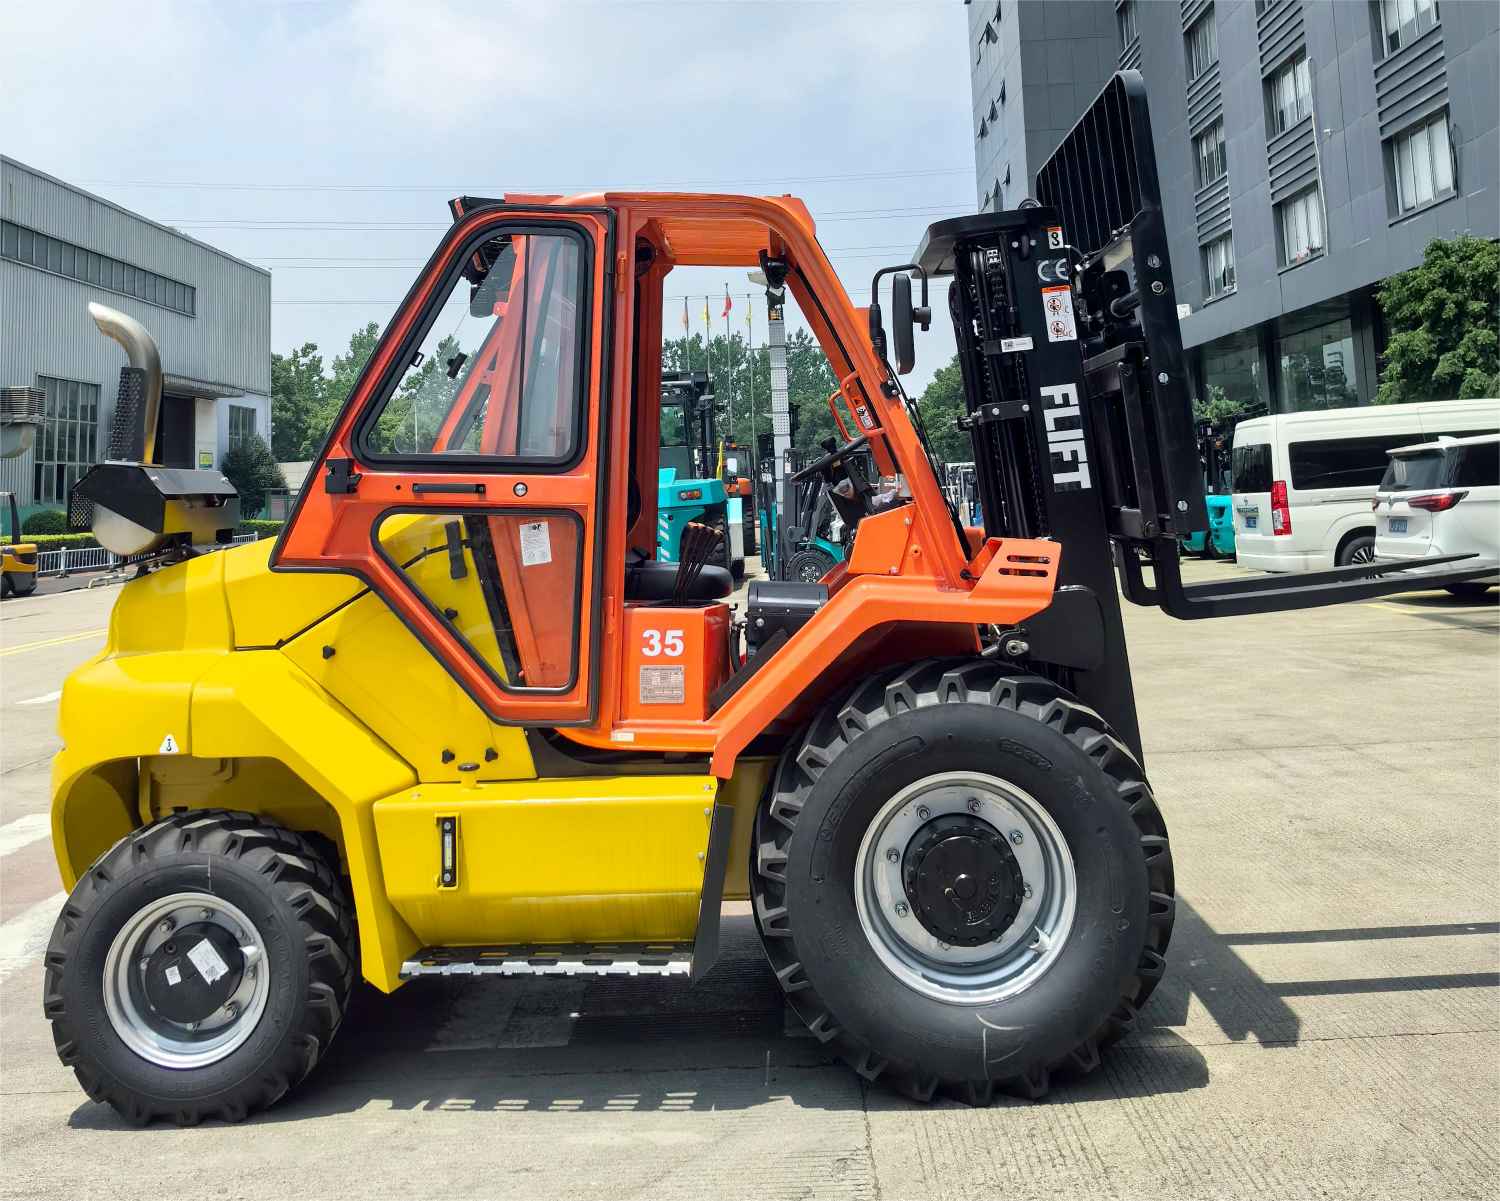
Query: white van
[[1230, 398, 1500, 572]]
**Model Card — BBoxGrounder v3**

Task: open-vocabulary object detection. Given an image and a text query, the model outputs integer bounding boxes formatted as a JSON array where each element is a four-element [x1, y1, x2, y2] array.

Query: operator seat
[[623, 550, 733, 602]]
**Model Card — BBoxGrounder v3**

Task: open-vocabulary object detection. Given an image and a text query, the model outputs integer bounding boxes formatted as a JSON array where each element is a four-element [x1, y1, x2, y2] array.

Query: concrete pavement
[[1, 565, 1496, 1200]]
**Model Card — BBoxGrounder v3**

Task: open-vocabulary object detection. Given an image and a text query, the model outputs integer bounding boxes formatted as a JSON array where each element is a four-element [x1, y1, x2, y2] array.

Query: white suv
[[1374, 434, 1499, 599]]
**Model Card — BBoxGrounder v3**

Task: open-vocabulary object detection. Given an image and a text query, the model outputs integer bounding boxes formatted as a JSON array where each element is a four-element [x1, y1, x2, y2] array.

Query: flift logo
[[1040, 383, 1091, 491]]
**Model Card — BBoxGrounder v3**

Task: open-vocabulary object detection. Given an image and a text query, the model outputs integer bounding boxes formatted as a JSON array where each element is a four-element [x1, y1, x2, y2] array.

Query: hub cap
[[854, 772, 1076, 1004], [102, 892, 270, 1069]]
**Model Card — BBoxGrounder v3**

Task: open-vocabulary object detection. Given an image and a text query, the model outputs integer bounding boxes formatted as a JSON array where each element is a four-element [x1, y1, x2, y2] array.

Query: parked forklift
[[0, 491, 38, 597], [656, 371, 746, 579], [42, 73, 1489, 1125], [1179, 417, 1236, 559]]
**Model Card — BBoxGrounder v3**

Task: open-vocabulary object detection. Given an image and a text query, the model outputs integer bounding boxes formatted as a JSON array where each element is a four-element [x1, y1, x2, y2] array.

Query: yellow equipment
[[1, 492, 37, 597]]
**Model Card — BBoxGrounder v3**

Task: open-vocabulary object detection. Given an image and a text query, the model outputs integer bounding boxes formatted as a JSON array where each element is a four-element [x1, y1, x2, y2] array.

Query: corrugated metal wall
[[0, 157, 271, 505]]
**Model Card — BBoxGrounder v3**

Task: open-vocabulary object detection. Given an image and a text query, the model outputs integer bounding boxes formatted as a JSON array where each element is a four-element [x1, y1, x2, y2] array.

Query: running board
[[1118, 540, 1490, 619], [400, 943, 695, 979]]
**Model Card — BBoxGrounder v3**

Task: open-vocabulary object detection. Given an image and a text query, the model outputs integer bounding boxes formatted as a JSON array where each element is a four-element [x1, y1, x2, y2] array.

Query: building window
[[1202, 233, 1236, 299], [1379, 0, 1439, 56], [1390, 110, 1454, 214], [1184, 8, 1218, 81], [1277, 186, 1324, 266], [1267, 53, 1312, 135], [1279, 318, 1360, 412], [1118, 0, 1139, 50], [32, 376, 100, 507], [0, 220, 195, 317], [228, 404, 258, 451], [1194, 120, 1227, 189]]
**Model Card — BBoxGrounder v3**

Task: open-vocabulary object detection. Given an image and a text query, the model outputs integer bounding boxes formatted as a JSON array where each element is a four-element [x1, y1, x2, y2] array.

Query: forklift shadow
[[77, 901, 1498, 1130]]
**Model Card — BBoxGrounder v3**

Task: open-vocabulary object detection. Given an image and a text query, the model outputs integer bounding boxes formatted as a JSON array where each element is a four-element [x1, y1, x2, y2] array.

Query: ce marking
[[1036, 257, 1070, 283]]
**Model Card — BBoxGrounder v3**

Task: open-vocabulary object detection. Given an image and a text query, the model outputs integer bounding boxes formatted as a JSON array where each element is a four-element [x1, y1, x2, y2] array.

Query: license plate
[[1388, 517, 1407, 534], [1243, 514, 1258, 530]]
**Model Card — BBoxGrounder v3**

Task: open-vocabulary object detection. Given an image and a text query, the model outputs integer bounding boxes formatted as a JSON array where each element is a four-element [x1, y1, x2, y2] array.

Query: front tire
[[43, 810, 354, 1125], [750, 661, 1174, 1103]]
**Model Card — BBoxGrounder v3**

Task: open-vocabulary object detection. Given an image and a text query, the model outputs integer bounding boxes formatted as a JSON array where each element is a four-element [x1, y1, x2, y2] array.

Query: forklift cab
[[273, 191, 959, 743]]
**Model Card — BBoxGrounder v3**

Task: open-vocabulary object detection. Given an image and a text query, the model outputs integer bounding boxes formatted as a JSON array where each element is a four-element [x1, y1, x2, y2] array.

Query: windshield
[[1380, 450, 1447, 492]]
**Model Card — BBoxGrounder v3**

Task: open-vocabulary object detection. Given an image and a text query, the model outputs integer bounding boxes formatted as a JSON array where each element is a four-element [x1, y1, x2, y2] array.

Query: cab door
[[276, 206, 614, 726]]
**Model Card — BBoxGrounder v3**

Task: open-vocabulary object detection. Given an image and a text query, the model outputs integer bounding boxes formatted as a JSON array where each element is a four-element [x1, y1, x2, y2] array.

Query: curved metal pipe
[[88, 302, 162, 464]]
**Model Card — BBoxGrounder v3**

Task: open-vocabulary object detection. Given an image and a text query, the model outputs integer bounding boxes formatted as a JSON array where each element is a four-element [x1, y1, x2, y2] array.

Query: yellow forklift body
[[50, 539, 735, 991], [372, 775, 718, 947]]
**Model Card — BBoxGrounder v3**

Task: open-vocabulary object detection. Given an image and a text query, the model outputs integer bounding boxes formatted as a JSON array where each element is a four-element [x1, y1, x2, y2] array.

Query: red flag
[[722, 288, 733, 318]]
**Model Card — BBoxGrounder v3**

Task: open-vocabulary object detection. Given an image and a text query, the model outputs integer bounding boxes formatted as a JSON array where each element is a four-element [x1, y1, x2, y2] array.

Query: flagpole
[[723, 286, 733, 442]]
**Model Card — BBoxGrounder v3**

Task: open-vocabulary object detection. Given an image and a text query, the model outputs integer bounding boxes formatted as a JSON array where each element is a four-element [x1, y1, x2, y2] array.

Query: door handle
[[412, 482, 486, 496]]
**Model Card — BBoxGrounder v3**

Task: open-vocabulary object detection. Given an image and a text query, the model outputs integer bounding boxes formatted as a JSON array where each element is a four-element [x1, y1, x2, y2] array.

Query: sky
[[1, 0, 977, 394]]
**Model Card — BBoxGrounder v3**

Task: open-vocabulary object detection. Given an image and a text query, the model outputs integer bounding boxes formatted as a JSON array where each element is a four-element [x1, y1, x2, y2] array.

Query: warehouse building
[[967, 0, 1499, 413], [0, 156, 270, 520]]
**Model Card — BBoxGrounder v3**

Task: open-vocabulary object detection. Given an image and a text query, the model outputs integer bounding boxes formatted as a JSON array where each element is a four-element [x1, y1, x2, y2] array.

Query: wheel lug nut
[[201, 908, 213, 920], [158, 919, 175, 934], [1024, 884, 1034, 898], [224, 1003, 239, 1020], [886, 847, 900, 863], [938, 941, 950, 951], [1009, 830, 1024, 845], [917, 806, 931, 820], [894, 902, 909, 918], [967, 798, 980, 814]]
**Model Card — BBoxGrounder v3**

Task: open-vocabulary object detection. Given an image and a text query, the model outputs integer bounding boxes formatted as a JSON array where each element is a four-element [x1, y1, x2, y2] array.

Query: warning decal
[[519, 521, 552, 567], [1046, 226, 1064, 249], [1041, 285, 1077, 343], [640, 665, 686, 705]]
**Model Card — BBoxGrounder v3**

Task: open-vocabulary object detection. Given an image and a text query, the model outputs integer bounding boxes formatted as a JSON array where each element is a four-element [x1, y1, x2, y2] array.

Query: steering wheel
[[789, 434, 869, 484]]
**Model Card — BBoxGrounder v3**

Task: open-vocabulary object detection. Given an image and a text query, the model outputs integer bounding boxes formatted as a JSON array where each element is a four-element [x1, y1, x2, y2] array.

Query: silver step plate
[[400, 943, 694, 979]]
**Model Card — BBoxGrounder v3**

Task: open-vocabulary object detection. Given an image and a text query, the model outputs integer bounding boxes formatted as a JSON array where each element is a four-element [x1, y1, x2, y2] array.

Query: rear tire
[[43, 809, 354, 1126], [750, 661, 1174, 1103], [785, 546, 838, 584], [1336, 533, 1376, 567]]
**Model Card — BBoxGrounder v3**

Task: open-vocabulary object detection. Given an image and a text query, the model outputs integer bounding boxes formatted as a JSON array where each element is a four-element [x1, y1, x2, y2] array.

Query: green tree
[[372, 335, 466, 453], [221, 433, 287, 518], [269, 342, 326, 460], [1376, 235, 1500, 404], [915, 356, 971, 464], [1193, 384, 1248, 424], [309, 322, 384, 442], [661, 328, 838, 458]]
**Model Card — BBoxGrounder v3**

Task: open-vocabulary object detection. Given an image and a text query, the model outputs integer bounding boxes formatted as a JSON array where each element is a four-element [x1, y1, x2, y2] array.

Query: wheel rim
[[1350, 542, 1376, 565], [854, 771, 1076, 1004], [102, 892, 270, 1069]]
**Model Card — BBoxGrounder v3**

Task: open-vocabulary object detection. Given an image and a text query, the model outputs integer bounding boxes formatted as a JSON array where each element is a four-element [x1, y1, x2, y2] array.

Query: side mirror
[[891, 273, 931, 376], [869, 265, 932, 376]]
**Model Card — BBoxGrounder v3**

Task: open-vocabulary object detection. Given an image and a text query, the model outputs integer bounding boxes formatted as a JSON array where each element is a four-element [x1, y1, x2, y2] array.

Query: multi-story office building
[[967, 0, 1498, 414], [0, 157, 271, 519]]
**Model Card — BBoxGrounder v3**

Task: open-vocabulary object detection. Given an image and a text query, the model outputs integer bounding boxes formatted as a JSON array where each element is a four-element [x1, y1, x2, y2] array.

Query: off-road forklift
[[43, 74, 1488, 1125]]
